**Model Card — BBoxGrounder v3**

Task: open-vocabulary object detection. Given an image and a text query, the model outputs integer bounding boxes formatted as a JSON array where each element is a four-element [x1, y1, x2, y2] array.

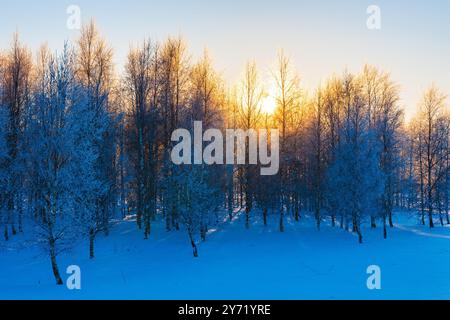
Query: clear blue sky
[[1, 0, 449, 119]]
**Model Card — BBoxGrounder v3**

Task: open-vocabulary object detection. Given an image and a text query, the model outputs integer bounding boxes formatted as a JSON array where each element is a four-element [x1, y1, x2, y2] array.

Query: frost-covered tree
[[75, 21, 118, 255], [412, 86, 448, 228], [236, 62, 264, 228], [272, 50, 301, 232], [0, 107, 9, 236], [327, 75, 383, 243], [361, 66, 402, 234], [25, 46, 93, 284], [124, 40, 158, 238], [177, 163, 219, 257], [0, 34, 32, 238], [189, 51, 226, 238], [309, 87, 326, 230], [0, 108, 7, 164]]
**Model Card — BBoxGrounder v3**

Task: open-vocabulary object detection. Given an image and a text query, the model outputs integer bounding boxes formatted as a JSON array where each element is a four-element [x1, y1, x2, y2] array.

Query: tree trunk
[[294, 202, 299, 222], [227, 167, 234, 222], [428, 204, 434, 228], [137, 211, 142, 230], [353, 215, 362, 243], [315, 207, 321, 231], [279, 207, 284, 232], [357, 230, 363, 244], [144, 208, 151, 239], [165, 211, 171, 231], [263, 207, 267, 226], [103, 212, 110, 236], [18, 202, 23, 233], [245, 209, 250, 229], [200, 223, 207, 241], [89, 228, 95, 259], [371, 216, 376, 228], [419, 151, 426, 225], [50, 238, 63, 285], [437, 192, 444, 226], [388, 210, 394, 227], [188, 231, 198, 258], [144, 217, 151, 239]]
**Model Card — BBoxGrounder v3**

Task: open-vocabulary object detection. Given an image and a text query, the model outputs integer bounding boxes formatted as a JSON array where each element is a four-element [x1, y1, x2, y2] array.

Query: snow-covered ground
[[1, 210, 450, 300]]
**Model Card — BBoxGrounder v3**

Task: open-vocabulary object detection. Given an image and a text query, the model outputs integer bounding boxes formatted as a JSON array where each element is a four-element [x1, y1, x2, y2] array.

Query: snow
[[1, 211, 450, 300]]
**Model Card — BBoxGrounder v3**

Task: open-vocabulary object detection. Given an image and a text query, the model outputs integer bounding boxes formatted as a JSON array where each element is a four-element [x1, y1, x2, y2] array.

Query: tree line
[[0, 22, 448, 284]]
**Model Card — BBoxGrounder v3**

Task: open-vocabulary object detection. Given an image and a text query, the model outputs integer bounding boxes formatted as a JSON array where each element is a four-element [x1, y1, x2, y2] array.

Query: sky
[[1, 0, 449, 120]]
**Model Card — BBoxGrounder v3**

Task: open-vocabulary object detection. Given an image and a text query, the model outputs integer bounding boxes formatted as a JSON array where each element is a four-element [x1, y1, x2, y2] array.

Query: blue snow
[[1, 211, 449, 299]]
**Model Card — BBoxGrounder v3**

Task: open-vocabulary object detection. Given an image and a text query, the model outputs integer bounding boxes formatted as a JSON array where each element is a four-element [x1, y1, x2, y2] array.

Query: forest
[[0, 21, 449, 285]]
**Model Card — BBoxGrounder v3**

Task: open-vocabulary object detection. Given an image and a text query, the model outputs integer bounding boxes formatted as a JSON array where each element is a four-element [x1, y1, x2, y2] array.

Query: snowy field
[[1, 211, 450, 300]]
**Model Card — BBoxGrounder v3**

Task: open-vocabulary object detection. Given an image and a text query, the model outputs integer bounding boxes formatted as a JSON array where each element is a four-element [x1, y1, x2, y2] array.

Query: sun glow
[[261, 87, 278, 115]]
